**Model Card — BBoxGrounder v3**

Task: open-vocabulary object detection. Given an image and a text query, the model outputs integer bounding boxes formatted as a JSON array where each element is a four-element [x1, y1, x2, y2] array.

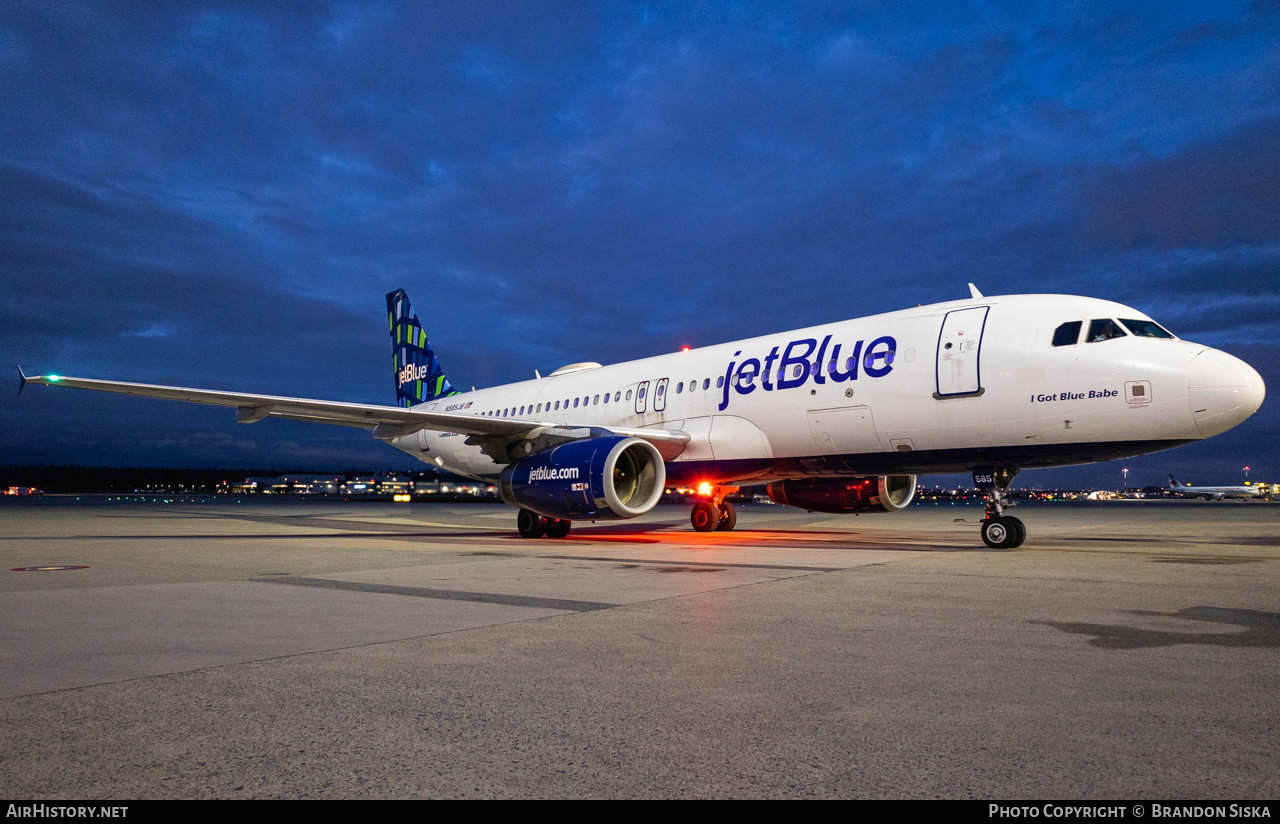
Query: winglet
[[968, 283, 984, 299], [17, 364, 27, 398]]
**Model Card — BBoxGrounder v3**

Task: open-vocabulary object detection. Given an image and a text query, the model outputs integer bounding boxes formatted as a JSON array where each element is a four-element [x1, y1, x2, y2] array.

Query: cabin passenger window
[[716, 376, 724, 388], [1120, 319, 1174, 339], [594, 394, 599, 404], [554, 401, 560, 410], [626, 390, 632, 400], [573, 398, 579, 407], [1087, 319, 1127, 343], [1052, 321, 1082, 347], [604, 393, 610, 404], [676, 382, 683, 393], [614, 391, 621, 401]]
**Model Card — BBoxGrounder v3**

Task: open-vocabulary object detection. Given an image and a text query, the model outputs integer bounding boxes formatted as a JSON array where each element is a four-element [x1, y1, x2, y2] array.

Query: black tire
[[981, 517, 1016, 549], [691, 500, 721, 532], [517, 509, 546, 539], [545, 518, 572, 539], [715, 500, 737, 531], [1004, 516, 1027, 548]]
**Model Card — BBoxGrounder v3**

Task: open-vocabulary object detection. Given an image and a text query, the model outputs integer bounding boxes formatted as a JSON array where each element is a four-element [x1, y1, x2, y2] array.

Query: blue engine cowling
[[767, 475, 917, 514], [499, 436, 666, 521]]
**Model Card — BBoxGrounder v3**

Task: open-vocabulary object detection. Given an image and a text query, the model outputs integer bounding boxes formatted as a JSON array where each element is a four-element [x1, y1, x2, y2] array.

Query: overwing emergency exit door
[[935, 306, 989, 398], [653, 378, 669, 412]]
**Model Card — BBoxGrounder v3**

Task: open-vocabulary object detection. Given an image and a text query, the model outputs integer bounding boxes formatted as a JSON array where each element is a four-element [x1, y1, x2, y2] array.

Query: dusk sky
[[2, 1, 1278, 489]]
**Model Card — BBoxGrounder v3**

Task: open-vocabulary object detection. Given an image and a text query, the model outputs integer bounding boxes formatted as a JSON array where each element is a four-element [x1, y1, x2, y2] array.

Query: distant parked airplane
[[1167, 475, 1262, 500], [21, 286, 1266, 548]]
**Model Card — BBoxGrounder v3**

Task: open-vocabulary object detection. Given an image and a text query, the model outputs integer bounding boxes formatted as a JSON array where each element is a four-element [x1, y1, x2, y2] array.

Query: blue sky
[[2, 1, 1277, 488]]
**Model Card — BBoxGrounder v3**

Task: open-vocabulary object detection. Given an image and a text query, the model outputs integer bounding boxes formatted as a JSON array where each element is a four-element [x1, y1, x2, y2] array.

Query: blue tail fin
[[387, 289, 458, 407]]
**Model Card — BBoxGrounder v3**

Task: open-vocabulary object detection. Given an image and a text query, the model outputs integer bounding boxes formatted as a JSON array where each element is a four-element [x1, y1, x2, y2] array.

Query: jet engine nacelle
[[767, 475, 917, 514], [499, 436, 665, 521]]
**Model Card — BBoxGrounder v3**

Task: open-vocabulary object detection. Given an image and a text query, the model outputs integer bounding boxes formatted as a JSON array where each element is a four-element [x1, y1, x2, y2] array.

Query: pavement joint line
[[538, 554, 846, 572], [258, 575, 617, 612], [1014, 547, 1277, 560]]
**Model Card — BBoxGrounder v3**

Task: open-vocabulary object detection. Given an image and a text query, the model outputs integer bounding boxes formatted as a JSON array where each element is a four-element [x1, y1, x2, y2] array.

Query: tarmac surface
[[0, 496, 1277, 799]]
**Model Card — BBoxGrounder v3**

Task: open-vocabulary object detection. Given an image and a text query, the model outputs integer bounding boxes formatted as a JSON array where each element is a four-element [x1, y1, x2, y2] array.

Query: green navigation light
[[47, 375, 61, 382]]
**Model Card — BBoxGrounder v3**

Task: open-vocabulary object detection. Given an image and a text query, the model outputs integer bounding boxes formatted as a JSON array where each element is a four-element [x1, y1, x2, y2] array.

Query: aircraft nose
[[1187, 348, 1266, 438]]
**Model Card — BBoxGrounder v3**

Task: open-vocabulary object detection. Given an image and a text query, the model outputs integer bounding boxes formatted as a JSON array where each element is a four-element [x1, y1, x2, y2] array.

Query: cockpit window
[[1052, 321, 1082, 347], [1087, 318, 1127, 343], [1120, 319, 1174, 339]]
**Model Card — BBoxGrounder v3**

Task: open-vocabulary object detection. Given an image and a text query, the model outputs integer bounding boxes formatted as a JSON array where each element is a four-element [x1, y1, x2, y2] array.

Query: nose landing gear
[[978, 467, 1026, 549], [690, 486, 739, 532]]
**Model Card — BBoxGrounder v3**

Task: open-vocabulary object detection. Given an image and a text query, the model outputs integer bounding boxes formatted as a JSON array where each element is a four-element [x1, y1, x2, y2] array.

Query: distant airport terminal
[[3, 465, 1276, 503]]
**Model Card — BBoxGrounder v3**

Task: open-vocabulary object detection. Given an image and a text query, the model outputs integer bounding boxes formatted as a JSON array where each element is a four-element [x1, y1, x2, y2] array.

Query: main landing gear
[[517, 508, 571, 539], [980, 467, 1026, 549], [690, 486, 739, 532]]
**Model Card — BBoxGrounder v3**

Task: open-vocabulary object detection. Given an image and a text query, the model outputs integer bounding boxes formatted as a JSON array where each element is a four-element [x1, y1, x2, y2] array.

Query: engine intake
[[499, 436, 665, 521], [767, 475, 917, 514]]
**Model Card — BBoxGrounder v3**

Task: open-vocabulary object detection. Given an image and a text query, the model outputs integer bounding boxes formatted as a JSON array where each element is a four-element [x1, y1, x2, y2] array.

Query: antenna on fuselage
[[968, 283, 984, 299]]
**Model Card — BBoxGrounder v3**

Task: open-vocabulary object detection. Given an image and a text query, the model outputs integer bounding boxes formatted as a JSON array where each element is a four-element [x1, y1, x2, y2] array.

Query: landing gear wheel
[[715, 500, 737, 531], [981, 516, 1018, 549], [1004, 516, 1027, 548], [544, 518, 572, 539], [517, 509, 547, 539], [691, 500, 721, 532]]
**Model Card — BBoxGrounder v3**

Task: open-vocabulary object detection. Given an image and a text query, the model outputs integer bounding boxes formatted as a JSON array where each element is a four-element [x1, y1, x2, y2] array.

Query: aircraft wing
[[19, 371, 690, 458]]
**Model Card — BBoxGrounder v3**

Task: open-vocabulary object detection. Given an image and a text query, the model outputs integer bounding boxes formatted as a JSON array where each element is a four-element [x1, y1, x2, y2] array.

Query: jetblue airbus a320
[[20, 285, 1266, 548]]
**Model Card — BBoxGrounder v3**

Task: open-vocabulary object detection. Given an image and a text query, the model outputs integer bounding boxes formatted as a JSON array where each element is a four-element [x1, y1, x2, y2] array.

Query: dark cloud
[[1076, 117, 1280, 250]]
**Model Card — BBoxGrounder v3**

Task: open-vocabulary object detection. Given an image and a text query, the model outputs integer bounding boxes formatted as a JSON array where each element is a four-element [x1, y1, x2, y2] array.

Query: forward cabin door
[[635, 380, 649, 414], [934, 306, 989, 398], [653, 377, 669, 413]]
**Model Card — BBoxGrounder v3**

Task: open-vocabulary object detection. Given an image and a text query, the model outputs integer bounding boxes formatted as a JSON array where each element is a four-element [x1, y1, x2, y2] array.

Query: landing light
[[697, 482, 713, 496]]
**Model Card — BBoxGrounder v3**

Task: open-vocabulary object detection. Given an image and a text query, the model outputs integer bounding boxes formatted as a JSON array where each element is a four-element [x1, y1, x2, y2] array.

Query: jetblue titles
[[719, 334, 897, 410]]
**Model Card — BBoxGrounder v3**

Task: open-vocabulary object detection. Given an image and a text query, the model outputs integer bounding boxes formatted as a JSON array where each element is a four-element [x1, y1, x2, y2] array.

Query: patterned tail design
[[387, 289, 458, 407]]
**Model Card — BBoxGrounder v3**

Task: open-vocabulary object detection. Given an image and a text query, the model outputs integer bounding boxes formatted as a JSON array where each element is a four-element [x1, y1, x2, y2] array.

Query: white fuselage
[[394, 294, 1264, 485], [1169, 485, 1262, 499]]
